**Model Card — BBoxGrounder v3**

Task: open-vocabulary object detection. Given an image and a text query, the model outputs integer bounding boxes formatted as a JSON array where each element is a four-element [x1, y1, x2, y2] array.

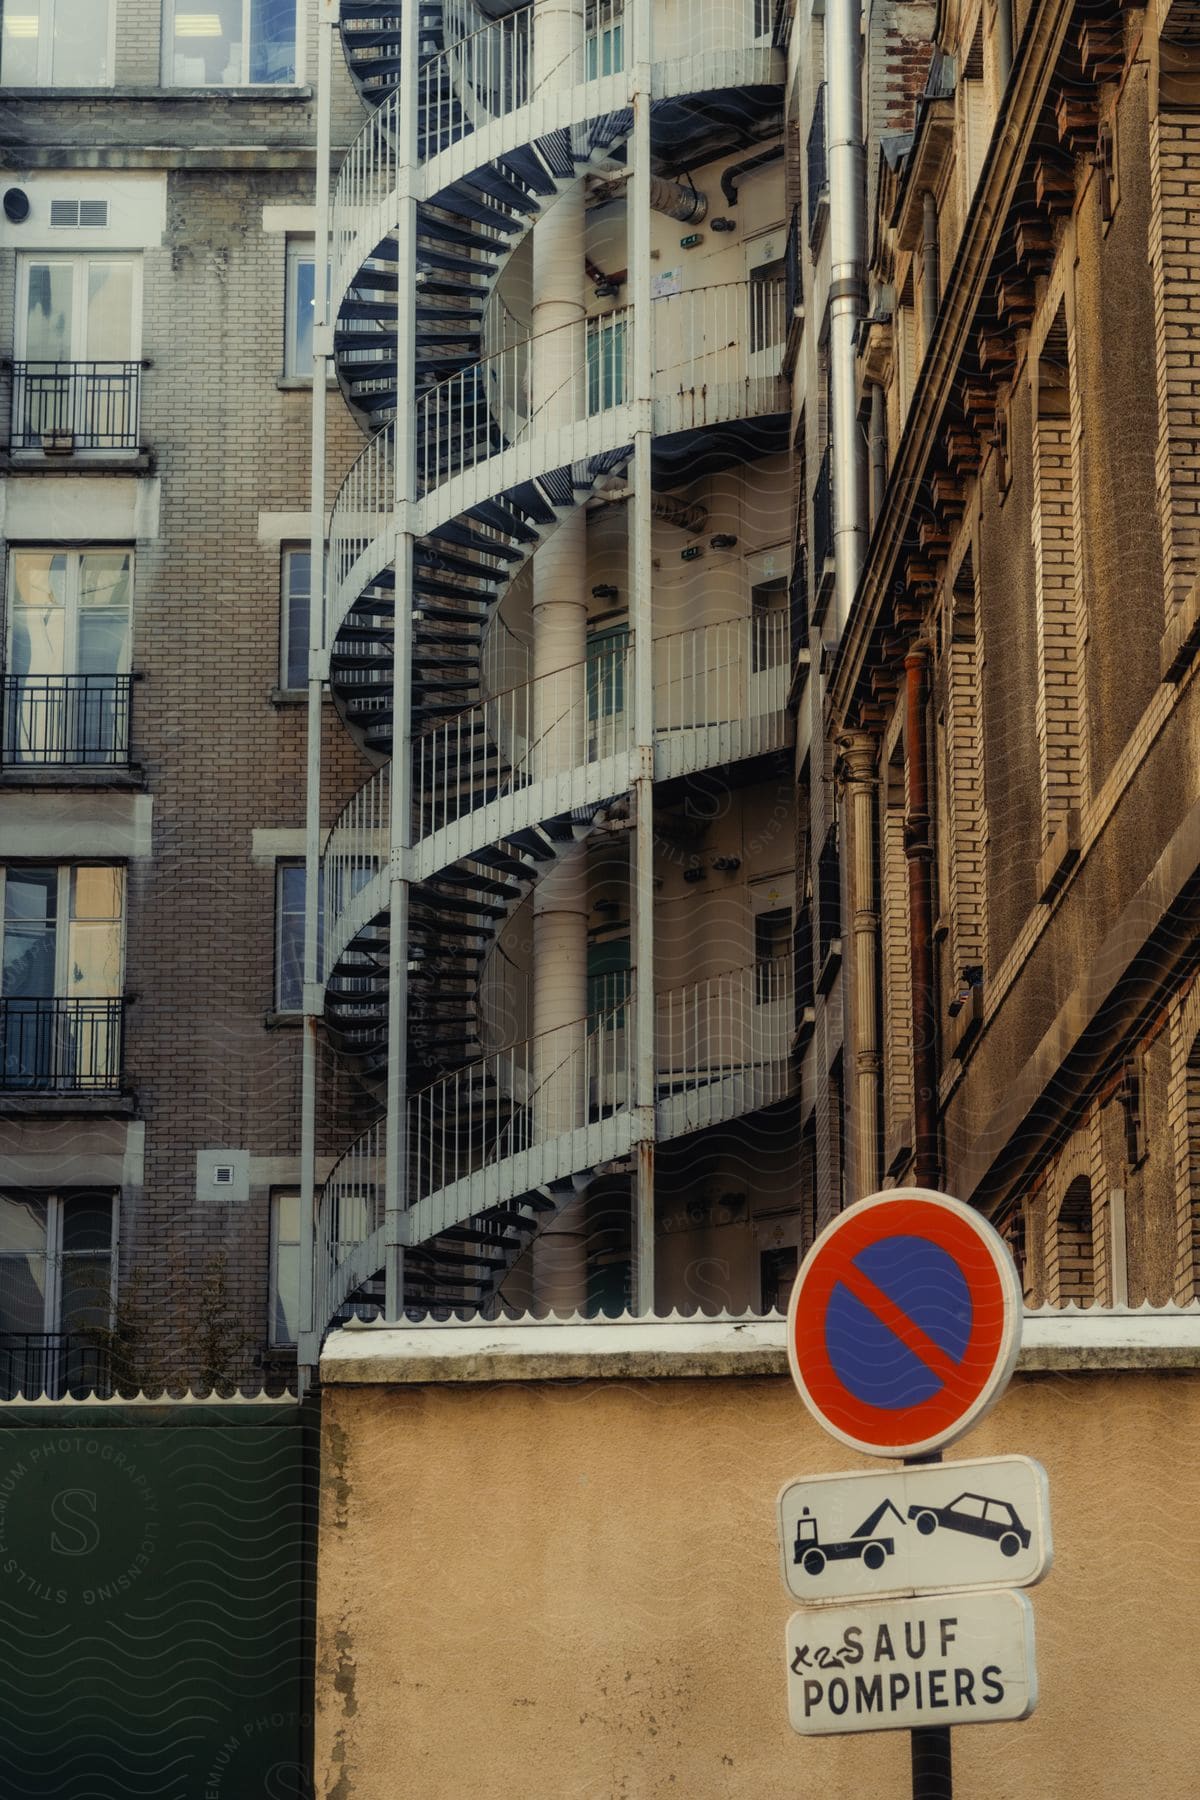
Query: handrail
[[417, 304, 631, 493]]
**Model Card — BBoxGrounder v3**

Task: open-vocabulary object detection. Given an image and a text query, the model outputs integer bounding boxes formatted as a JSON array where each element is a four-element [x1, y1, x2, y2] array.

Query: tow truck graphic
[[793, 1499, 906, 1576]]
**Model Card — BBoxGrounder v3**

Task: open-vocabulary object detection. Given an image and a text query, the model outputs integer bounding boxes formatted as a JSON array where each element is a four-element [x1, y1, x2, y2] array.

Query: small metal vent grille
[[50, 199, 109, 228]]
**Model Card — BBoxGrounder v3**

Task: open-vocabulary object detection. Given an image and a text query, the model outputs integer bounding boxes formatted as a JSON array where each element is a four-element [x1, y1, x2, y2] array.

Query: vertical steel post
[[629, 0, 656, 1314], [298, 0, 335, 1388], [907, 1443, 953, 1798], [384, 0, 420, 1318]]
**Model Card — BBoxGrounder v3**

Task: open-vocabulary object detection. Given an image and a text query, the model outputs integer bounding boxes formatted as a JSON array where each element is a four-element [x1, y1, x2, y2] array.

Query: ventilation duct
[[648, 177, 707, 223]]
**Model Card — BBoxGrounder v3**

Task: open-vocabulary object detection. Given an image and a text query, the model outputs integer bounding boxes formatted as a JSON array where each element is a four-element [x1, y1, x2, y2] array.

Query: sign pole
[[906, 1450, 952, 1800]]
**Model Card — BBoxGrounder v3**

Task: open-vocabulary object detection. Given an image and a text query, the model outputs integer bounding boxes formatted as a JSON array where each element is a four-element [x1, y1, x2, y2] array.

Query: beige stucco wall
[[316, 1358, 1200, 1798]]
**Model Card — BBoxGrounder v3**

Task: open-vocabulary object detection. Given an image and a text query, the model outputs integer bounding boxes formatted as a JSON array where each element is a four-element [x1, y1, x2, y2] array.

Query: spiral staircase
[[304, 0, 794, 1354]]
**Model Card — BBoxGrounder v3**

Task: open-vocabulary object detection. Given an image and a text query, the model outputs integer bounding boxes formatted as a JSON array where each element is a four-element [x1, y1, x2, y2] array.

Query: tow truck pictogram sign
[[777, 1457, 1053, 1604]]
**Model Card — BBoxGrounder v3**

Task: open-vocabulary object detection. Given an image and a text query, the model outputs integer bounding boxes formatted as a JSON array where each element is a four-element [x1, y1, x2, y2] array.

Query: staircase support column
[[530, 0, 590, 1313], [383, 0, 420, 1321], [299, 1, 336, 1384], [629, 0, 656, 1314]]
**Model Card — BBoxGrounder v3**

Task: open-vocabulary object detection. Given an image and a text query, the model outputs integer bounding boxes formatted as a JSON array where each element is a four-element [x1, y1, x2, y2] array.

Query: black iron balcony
[[0, 1331, 112, 1400], [812, 444, 834, 582], [1, 674, 132, 767], [0, 997, 126, 1093], [785, 203, 802, 322], [9, 360, 143, 453], [807, 84, 829, 245]]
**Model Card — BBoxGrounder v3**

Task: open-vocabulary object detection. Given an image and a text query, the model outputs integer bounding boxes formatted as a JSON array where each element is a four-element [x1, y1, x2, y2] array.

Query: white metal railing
[[310, 956, 793, 1335], [327, 422, 395, 637], [656, 954, 794, 1100], [413, 640, 633, 839], [312, 1120, 385, 1349], [422, 0, 625, 158], [653, 611, 790, 768], [331, 91, 402, 305], [417, 306, 630, 494], [324, 763, 392, 978], [409, 996, 632, 1207], [652, 278, 787, 419]]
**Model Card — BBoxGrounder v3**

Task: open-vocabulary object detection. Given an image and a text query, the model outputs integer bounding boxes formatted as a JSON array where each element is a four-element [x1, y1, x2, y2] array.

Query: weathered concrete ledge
[[319, 1303, 1200, 1385]]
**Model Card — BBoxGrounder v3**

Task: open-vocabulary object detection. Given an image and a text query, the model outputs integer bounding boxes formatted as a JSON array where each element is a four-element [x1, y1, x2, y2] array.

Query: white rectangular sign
[[786, 1589, 1037, 1736], [777, 1456, 1051, 1604]]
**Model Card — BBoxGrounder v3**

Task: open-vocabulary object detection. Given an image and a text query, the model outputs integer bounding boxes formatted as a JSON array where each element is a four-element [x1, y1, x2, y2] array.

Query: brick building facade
[[804, 0, 1200, 1306], [0, 0, 367, 1392]]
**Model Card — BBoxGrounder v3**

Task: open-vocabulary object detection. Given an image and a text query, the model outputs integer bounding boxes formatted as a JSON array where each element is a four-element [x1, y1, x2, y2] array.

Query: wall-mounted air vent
[[50, 199, 109, 228]]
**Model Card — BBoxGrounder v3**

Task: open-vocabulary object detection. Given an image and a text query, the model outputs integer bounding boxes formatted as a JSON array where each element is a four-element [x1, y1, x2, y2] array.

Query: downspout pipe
[[997, 0, 1014, 87], [921, 189, 940, 342], [826, 0, 868, 634], [904, 644, 941, 1190]]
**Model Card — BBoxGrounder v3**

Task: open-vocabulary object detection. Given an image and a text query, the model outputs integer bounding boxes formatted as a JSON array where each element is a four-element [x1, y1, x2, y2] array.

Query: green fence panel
[[0, 1399, 316, 1800]]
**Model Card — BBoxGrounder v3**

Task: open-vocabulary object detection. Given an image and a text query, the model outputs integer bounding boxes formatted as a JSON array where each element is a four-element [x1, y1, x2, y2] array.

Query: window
[[586, 314, 626, 413], [759, 1245, 798, 1313], [15, 254, 142, 452], [280, 547, 310, 689], [1, 0, 115, 87], [269, 1189, 300, 1347], [1057, 1176, 1094, 1305], [5, 549, 132, 764], [0, 866, 124, 1090], [285, 240, 316, 377], [584, 3, 622, 76], [164, 0, 297, 86], [749, 260, 786, 353], [275, 861, 321, 1012], [0, 1189, 116, 1397]]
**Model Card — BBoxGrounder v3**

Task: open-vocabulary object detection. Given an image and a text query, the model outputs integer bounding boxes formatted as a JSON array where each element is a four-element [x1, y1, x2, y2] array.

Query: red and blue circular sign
[[786, 1188, 1022, 1458]]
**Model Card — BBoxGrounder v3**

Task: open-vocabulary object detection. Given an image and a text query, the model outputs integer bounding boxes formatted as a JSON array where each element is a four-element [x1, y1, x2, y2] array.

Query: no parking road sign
[[787, 1189, 1022, 1459]]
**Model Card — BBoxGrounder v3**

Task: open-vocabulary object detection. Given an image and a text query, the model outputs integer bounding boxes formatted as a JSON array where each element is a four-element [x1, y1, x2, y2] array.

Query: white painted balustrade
[[654, 612, 789, 774], [416, 307, 631, 493], [413, 639, 634, 840], [652, 277, 787, 430], [408, 997, 632, 1235], [326, 423, 395, 639], [313, 1120, 385, 1348], [313, 957, 793, 1311], [323, 763, 392, 978]]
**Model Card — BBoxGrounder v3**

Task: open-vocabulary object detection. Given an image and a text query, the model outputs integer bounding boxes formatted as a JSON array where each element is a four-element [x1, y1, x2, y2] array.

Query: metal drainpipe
[[921, 189, 940, 345], [997, 0, 1014, 87], [839, 732, 881, 1199], [868, 381, 886, 528], [826, 0, 868, 633], [904, 644, 941, 1191]]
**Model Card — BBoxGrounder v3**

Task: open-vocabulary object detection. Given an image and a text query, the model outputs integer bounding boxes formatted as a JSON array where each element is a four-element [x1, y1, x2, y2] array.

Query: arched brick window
[[1057, 1176, 1094, 1305]]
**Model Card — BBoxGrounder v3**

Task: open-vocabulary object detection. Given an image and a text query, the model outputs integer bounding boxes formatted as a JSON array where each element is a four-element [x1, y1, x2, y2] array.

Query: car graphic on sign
[[907, 1491, 1031, 1557]]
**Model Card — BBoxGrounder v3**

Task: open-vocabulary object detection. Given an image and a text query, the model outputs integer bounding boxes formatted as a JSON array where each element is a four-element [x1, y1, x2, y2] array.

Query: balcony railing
[[0, 998, 125, 1093], [9, 361, 143, 453], [0, 1331, 111, 1400], [1, 674, 132, 767], [813, 444, 834, 583], [807, 83, 829, 245]]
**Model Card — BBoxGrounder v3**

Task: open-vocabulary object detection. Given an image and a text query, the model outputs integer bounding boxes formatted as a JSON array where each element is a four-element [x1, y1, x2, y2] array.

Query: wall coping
[[319, 1305, 1200, 1385]]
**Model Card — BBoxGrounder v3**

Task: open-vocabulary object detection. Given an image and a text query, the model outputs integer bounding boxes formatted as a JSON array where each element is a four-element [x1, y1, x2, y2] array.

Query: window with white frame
[[0, 1189, 117, 1397], [15, 254, 142, 452], [0, 864, 125, 1089], [19, 253, 140, 364], [275, 861, 320, 1012], [269, 1188, 300, 1347], [0, 0, 115, 87], [164, 0, 297, 87], [280, 546, 310, 690], [285, 239, 315, 377], [5, 548, 132, 763]]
